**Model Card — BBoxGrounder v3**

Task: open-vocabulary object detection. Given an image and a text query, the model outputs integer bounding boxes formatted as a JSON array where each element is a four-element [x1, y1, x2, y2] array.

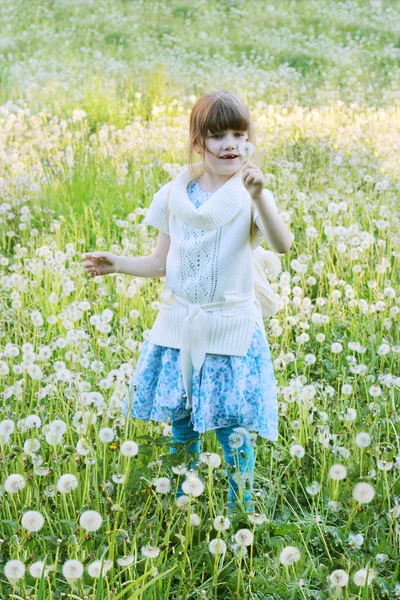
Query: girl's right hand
[[81, 251, 119, 277]]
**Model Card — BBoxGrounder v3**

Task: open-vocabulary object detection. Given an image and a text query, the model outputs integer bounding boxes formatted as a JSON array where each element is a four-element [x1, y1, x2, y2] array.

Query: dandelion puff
[[76, 438, 92, 456], [228, 430, 245, 449], [248, 512, 267, 525], [377, 459, 393, 471], [352, 567, 376, 586], [306, 481, 320, 495], [355, 432, 371, 448], [79, 510, 103, 532], [23, 438, 41, 456], [4, 559, 25, 582], [176, 495, 191, 507], [120, 440, 139, 457], [25, 414, 41, 429], [329, 569, 349, 587], [352, 482, 375, 504], [0, 419, 15, 443], [289, 444, 305, 459], [279, 545, 301, 565], [141, 545, 160, 558], [49, 419, 67, 436], [98, 427, 115, 443], [234, 528, 254, 546], [21, 510, 45, 532], [154, 477, 171, 494], [213, 515, 231, 532], [171, 464, 188, 475], [117, 555, 135, 566], [57, 474, 78, 493], [29, 561, 46, 578], [181, 475, 204, 497], [328, 464, 347, 480], [111, 473, 125, 484], [4, 474, 26, 493], [331, 342, 343, 354], [62, 559, 84, 581], [190, 513, 201, 526], [87, 560, 113, 578], [199, 452, 221, 468], [208, 538, 227, 555]]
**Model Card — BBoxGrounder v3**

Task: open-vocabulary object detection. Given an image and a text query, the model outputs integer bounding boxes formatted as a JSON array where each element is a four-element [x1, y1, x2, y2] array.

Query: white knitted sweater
[[142, 162, 278, 408]]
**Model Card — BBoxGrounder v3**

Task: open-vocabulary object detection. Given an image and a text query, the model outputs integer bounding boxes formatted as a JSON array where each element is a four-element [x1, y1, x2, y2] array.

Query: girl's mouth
[[219, 155, 238, 161]]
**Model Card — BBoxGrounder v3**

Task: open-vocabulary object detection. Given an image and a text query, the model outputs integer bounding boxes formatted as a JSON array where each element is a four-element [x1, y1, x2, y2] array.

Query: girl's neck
[[196, 170, 236, 193]]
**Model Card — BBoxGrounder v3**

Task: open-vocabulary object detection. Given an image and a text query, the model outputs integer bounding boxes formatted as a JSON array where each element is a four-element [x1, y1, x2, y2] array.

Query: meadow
[[0, 0, 399, 598]]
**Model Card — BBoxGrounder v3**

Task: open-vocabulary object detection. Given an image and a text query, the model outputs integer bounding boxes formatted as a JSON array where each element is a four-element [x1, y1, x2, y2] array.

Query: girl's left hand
[[242, 161, 265, 201]]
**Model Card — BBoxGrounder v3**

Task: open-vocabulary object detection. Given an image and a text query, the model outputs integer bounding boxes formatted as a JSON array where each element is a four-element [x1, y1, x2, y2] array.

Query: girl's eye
[[212, 133, 245, 138]]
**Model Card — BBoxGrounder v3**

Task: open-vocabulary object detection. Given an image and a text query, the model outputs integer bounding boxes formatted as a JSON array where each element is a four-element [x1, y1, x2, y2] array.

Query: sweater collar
[[168, 161, 244, 229]]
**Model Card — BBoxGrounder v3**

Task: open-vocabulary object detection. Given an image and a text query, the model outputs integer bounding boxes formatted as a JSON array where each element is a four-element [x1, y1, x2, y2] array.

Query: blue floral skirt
[[121, 322, 278, 441]]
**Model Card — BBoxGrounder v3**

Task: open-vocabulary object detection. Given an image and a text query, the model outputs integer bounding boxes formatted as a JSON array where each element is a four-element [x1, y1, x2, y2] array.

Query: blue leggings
[[169, 413, 255, 508]]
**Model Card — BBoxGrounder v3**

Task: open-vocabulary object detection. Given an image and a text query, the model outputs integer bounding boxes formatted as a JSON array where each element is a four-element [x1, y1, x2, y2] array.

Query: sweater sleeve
[[251, 189, 277, 250], [142, 181, 173, 236]]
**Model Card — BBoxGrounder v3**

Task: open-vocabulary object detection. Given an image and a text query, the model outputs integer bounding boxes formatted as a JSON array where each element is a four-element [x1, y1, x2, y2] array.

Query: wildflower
[[331, 342, 343, 353], [306, 482, 320, 495], [190, 513, 201, 526], [141, 545, 160, 558], [348, 533, 364, 548], [289, 444, 305, 459], [376, 459, 392, 471], [355, 432, 371, 448], [87, 560, 113, 578], [329, 569, 349, 587], [62, 559, 84, 581], [154, 477, 171, 494], [79, 510, 103, 532], [228, 430, 245, 449], [25, 415, 41, 429], [111, 473, 125, 484], [57, 474, 78, 493], [199, 452, 221, 468], [76, 438, 92, 456], [279, 546, 301, 565], [352, 482, 375, 504], [247, 512, 267, 525], [117, 555, 135, 566], [49, 419, 67, 436], [234, 528, 254, 546], [0, 419, 14, 444], [4, 559, 25, 582], [213, 516, 231, 532], [21, 510, 45, 532], [120, 440, 139, 457], [23, 438, 41, 456], [29, 561, 46, 578], [181, 475, 204, 497], [328, 464, 347, 480], [352, 567, 376, 586], [98, 427, 115, 443], [4, 474, 26, 494], [208, 538, 227, 555], [171, 464, 188, 475]]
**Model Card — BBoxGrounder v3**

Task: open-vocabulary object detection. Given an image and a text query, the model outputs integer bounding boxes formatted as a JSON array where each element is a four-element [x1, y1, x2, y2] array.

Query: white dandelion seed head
[[98, 427, 115, 443], [171, 463, 188, 475], [199, 451, 221, 468], [79, 510, 103, 532], [176, 494, 191, 507], [111, 473, 125, 484], [374, 553, 389, 563], [45, 430, 63, 446], [117, 555, 135, 566], [57, 474, 78, 493], [377, 459, 393, 471], [327, 500, 342, 512], [234, 528, 254, 546], [213, 515, 231, 532], [189, 513, 201, 526], [34, 466, 50, 476], [76, 438, 92, 456], [328, 464, 347, 480], [4, 559, 25, 581], [329, 569, 349, 587], [306, 481, 321, 496], [208, 538, 227, 555], [355, 432, 371, 448], [238, 141, 254, 159], [120, 440, 139, 457], [23, 438, 41, 456], [0, 419, 15, 443], [62, 559, 84, 581], [331, 342, 343, 353], [248, 512, 267, 525], [25, 414, 41, 429], [344, 407, 357, 422], [352, 482, 375, 504], [352, 567, 376, 586], [228, 431, 245, 449], [29, 560, 46, 578], [4, 474, 26, 494], [289, 444, 305, 459], [154, 477, 171, 494], [21, 510, 45, 532], [87, 559, 113, 578], [141, 545, 160, 558], [49, 419, 67, 436], [348, 533, 364, 548], [279, 545, 301, 565], [181, 475, 205, 497]]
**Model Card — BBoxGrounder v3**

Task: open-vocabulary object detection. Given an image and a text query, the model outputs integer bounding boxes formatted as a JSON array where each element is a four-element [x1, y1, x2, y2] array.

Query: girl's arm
[[116, 232, 170, 278]]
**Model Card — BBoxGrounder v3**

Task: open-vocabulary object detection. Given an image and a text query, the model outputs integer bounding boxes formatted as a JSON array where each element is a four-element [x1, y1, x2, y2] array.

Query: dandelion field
[[0, 0, 400, 598]]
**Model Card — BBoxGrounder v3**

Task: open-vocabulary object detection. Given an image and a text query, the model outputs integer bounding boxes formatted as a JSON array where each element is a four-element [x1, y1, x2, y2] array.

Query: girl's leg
[[215, 426, 255, 511], [170, 413, 201, 498]]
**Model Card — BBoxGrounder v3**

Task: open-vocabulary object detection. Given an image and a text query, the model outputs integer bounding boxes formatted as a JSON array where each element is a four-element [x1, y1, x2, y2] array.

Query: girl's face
[[196, 129, 248, 174]]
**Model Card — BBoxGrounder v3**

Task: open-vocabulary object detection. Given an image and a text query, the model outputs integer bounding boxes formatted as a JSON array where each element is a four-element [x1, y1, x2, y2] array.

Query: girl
[[81, 90, 293, 513]]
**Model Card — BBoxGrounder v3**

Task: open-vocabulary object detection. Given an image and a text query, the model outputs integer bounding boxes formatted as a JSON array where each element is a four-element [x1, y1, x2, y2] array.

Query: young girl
[[81, 90, 293, 513]]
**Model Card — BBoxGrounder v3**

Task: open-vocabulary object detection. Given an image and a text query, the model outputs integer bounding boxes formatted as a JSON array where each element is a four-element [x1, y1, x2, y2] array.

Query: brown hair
[[187, 89, 257, 179]]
